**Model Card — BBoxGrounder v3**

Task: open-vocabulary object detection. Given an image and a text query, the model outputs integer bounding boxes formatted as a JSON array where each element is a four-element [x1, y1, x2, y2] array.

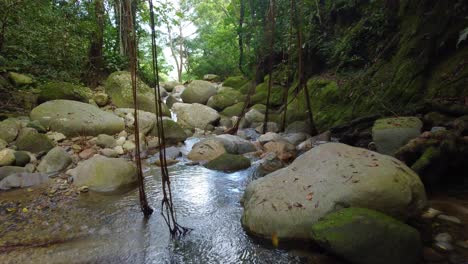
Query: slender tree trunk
[[238, 0, 245, 74], [293, 0, 318, 135], [83, 0, 105, 87], [263, 0, 276, 134], [280, 0, 295, 131], [178, 24, 183, 82]]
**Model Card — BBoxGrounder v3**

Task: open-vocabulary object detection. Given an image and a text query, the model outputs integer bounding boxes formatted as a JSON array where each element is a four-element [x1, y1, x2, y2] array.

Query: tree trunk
[[294, 0, 318, 136], [263, 0, 276, 134], [238, 0, 245, 74], [83, 0, 105, 87]]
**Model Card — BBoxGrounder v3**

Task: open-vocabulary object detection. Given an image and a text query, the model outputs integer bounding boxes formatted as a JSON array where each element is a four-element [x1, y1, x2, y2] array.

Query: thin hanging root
[[125, 0, 153, 217], [148, 0, 190, 235]]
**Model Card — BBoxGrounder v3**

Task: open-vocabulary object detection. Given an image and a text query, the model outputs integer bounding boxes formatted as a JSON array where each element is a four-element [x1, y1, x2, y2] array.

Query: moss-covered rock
[[223, 76, 249, 90], [203, 74, 221, 82], [70, 155, 137, 193], [162, 81, 180, 92], [181, 80, 218, 104], [207, 87, 245, 111], [204, 153, 251, 172], [8, 72, 34, 87], [310, 207, 422, 264], [250, 82, 284, 107], [0, 119, 20, 143], [16, 128, 54, 154], [38, 82, 92, 103], [221, 102, 245, 117], [13, 151, 30, 167], [30, 100, 125, 137], [372, 117, 423, 155], [105, 71, 164, 113], [37, 146, 72, 173], [150, 119, 187, 143], [250, 104, 266, 114]]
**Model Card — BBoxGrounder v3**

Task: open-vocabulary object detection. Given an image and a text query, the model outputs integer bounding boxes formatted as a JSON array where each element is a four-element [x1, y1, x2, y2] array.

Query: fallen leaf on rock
[[306, 192, 314, 201]]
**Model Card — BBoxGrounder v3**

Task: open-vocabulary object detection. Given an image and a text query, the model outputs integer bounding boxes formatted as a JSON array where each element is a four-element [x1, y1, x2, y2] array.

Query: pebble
[[78, 186, 89, 193], [114, 146, 124, 155], [72, 144, 82, 151], [422, 207, 442, 219], [435, 232, 453, 243], [434, 241, 455, 252], [115, 137, 126, 146], [438, 214, 462, 225], [79, 148, 96, 159]]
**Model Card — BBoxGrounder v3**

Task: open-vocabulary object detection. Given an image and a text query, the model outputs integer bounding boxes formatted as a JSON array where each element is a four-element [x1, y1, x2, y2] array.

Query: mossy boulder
[[162, 81, 180, 92], [223, 76, 249, 90], [70, 155, 137, 193], [38, 82, 92, 103], [187, 139, 226, 161], [203, 74, 221, 82], [207, 87, 245, 111], [241, 143, 427, 240], [204, 153, 251, 172], [181, 80, 217, 104], [0, 149, 16, 166], [0, 119, 20, 143], [150, 119, 187, 143], [250, 82, 284, 107], [15, 128, 54, 154], [372, 117, 423, 155], [13, 151, 30, 167], [105, 71, 165, 112], [37, 146, 72, 173], [250, 104, 266, 114], [221, 102, 245, 117], [310, 208, 422, 264], [172, 103, 220, 129], [30, 100, 125, 137], [8, 72, 34, 87]]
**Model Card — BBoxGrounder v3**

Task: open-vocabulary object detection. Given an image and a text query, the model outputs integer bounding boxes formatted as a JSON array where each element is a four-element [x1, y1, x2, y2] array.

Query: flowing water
[[0, 139, 318, 264]]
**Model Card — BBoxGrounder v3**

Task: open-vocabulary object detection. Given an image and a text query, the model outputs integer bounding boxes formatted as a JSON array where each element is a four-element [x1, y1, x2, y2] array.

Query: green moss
[[151, 119, 187, 143], [38, 81, 92, 103], [8, 72, 34, 87], [250, 82, 284, 107], [250, 104, 266, 114], [221, 102, 246, 117], [223, 76, 249, 90], [411, 146, 440, 173], [372, 117, 422, 131], [207, 88, 245, 110]]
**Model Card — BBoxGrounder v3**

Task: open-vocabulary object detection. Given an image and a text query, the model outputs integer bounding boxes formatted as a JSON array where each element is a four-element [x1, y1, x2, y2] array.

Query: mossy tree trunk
[[83, 0, 105, 88]]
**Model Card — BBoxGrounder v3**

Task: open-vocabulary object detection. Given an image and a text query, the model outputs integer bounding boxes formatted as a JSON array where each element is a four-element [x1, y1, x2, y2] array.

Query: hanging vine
[[148, 0, 190, 236], [124, 0, 153, 217]]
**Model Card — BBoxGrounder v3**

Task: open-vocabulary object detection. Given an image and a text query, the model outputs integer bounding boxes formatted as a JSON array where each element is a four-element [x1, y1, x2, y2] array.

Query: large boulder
[[241, 143, 427, 240], [372, 117, 423, 155], [150, 119, 187, 143], [70, 155, 137, 192], [38, 81, 92, 103], [0, 119, 20, 143], [114, 108, 161, 135], [180, 80, 217, 104], [310, 208, 422, 264], [162, 81, 180, 92], [16, 128, 54, 154], [221, 102, 245, 117], [105, 71, 167, 112], [204, 153, 251, 172], [0, 138, 7, 150], [214, 134, 257, 154], [0, 166, 28, 181], [172, 103, 220, 129], [263, 140, 296, 162], [30, 100, 125, 137], [222, 76, 249, 90], [37, 146, 72, 173], [203, 74, 221, 82], [0, 149, 16, 166], [207, 87, 245, 111], [187, 139, 226, 161], [245, 109, 264, 124], [0, 172, 50, 190]]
